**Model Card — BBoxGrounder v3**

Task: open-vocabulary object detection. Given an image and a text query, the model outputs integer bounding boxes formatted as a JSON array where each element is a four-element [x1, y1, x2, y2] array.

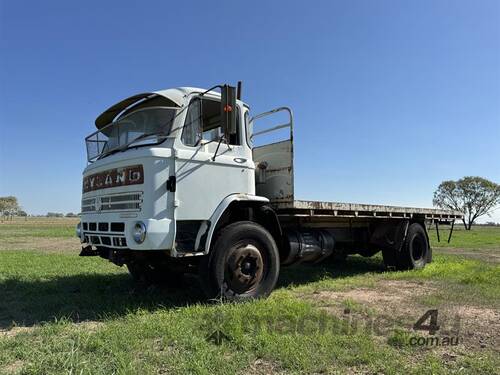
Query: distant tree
[[0, 196, 19, 219], [485, 221, 498, 227], [433, 177, 500, 230], [65, 212, 77, 217], [17, 210, 27, 217]]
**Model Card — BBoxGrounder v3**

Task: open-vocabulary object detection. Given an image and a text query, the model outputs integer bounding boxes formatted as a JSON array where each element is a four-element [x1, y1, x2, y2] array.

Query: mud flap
[[372, 220, 409, 269], [426, 246, 433, 263], [424, 225, 433, 264], [370, 220, 409, 253]]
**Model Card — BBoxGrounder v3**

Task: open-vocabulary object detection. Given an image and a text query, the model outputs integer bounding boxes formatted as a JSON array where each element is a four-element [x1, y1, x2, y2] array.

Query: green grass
[[1, 251, 499, 374], [0, 291, 466, 374], [0, 225, 74, 239], [428, 225, 500, 249], [0, 219, 499, 374], [0, 218, 78, 239]]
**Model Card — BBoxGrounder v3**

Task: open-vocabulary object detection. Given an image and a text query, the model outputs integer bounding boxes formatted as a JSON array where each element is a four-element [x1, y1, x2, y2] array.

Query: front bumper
[[79, 214, 174, 251]]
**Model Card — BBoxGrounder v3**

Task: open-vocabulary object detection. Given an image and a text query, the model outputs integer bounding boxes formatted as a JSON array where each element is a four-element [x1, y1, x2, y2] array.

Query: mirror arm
[[212, 136, 224, 161], [224, 135, 232, 150], [212, 135, 232, 161], [199, 85, 223, 97]]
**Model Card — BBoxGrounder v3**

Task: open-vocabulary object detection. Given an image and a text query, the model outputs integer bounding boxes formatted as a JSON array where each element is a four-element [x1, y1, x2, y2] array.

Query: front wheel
[[200, 221, 280, 301]]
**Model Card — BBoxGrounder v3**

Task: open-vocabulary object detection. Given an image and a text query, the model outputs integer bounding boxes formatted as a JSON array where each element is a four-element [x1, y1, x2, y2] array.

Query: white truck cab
[[80, 86, 259, 256], [78, 83, 461, 300]]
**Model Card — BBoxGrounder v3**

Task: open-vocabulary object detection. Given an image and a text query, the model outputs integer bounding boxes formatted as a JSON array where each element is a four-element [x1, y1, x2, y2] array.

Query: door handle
[[233, 158, 247, 163], [166, 176, 176, 192]]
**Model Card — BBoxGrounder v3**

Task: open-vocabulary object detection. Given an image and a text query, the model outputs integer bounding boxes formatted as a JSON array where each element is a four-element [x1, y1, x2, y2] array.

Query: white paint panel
[[253, 140, 294, 203], [81, 146, 176, 250], [174, 143, 255, 220]]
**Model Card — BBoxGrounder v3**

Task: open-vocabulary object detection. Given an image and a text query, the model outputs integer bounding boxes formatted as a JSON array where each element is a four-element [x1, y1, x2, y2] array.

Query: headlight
[[76, 222, 82, 239], [132, 222, 147, 244]]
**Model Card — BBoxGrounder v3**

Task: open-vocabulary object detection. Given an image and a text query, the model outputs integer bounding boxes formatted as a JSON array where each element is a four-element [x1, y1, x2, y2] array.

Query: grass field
[[0, 218, 499, 374], [0, 217, 79, 238], [428, 224, 500, 249]]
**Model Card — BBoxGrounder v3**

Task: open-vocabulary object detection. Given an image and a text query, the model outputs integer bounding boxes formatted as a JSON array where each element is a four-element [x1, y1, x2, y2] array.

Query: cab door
[[174, 95, 254, 222]]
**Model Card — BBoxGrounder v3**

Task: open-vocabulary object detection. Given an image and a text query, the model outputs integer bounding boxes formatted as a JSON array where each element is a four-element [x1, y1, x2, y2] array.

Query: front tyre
[[200, 221, 280, 301]]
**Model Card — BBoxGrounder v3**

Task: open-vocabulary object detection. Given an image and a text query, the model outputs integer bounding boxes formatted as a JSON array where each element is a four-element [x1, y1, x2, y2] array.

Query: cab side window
[[245, 111, 253, 148], [182, 97, 241, 146], [181, 98, 202, 146]]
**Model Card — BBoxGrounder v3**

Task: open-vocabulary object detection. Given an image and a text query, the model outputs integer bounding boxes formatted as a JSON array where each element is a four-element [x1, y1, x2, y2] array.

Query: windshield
[[85, 107, 177, 162]]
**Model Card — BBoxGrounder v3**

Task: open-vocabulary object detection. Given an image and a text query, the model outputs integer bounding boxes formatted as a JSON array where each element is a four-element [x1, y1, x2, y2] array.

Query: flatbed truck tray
[[273, 200, 462, 221]]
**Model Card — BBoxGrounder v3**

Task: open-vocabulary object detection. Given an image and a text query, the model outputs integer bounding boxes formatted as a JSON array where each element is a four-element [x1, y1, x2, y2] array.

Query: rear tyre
[[200, 221, 280, 301], [399, 223, 429, 270], [383, 223, 429, 270]]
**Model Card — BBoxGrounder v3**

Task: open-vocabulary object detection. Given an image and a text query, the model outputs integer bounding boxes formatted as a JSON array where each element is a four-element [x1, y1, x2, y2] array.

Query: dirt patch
[[455, 306, 500, 350], [435, 247, 500, 263], [325, 280, 437, 305], [0, 326, 34, 338], [0, 237, 80, 253], [78, 321, 105, 332], [304, 280, 499, 351], [244, 358, 284, 375], [308, 280, 437, 321], [1, 359, 24, 374], [0, 321, 104, 338]]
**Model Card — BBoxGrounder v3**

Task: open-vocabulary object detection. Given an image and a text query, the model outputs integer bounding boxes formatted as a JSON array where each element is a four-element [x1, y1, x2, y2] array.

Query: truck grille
[[81, 198, 96, 212], [82, 221, 127, 248], [81, 192, 142, 213]]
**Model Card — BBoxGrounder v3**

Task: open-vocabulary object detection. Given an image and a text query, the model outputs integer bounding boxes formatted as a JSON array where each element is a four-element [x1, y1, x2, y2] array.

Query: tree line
[[0, 196, 77, 219]]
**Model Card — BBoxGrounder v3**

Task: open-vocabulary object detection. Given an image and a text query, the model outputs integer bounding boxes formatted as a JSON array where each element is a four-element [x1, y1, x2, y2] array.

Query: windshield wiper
[[128, 131, 168, 147]]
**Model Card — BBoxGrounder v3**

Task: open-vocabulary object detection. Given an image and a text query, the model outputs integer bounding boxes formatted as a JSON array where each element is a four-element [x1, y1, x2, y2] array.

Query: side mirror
[[221, 85, 237, 138]]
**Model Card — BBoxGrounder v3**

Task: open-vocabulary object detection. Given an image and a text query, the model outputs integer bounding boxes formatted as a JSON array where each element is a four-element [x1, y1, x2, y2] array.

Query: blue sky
[[1, 0, 499, 221]]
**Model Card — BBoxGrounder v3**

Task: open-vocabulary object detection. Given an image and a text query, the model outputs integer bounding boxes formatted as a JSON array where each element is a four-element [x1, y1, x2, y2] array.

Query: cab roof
[[95, 87, 246, 129]]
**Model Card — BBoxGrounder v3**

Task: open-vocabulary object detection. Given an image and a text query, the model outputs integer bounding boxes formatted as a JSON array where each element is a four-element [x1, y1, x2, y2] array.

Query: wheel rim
[[225, 243, 264, 294], [411, 235, 425, 261]]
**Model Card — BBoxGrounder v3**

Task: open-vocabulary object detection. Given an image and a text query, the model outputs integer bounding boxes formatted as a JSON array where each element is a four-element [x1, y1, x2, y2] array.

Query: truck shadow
[[0, 256, 386, 330], [0, 273, 205, 330], [277, 255, 386, 288]]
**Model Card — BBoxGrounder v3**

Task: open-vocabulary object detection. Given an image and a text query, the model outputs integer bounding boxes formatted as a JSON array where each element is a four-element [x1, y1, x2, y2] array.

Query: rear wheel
[[400, 223, 429, 270], [383, 223, 429, 270], [200, 221, 280, 301]]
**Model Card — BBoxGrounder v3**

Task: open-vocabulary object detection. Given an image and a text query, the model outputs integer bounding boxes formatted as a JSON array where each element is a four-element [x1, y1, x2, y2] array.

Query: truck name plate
[[83, 164, 144, 193]]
